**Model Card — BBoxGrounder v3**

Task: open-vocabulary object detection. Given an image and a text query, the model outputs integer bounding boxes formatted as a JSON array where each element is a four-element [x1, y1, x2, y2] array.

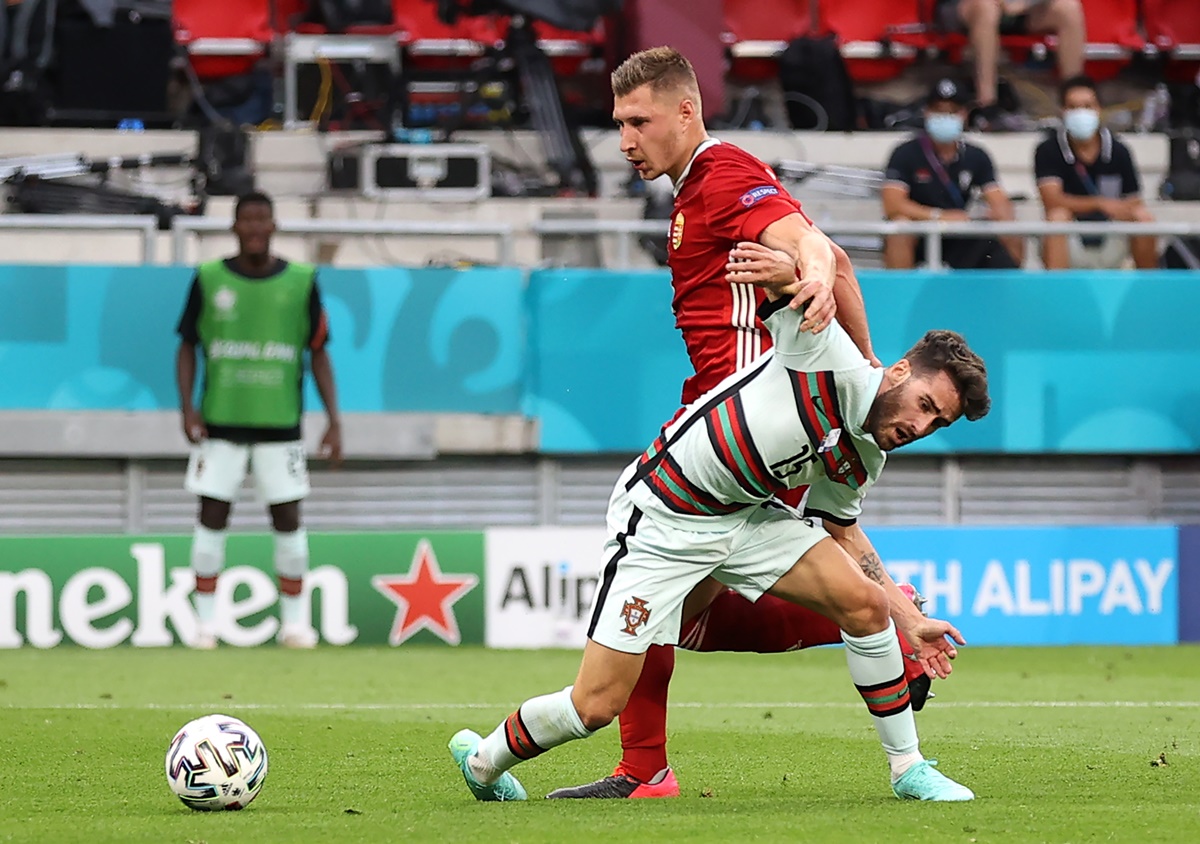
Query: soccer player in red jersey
[[548, 47, 940, 800]]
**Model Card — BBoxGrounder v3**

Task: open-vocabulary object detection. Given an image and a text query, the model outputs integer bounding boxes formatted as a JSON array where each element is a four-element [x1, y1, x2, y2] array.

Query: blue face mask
[[1063, 108, 1100, 141], [925, 113, 964, 144]]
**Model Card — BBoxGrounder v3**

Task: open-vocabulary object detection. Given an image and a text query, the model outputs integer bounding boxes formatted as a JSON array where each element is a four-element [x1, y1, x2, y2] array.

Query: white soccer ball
[[165, 714, 269, 811]]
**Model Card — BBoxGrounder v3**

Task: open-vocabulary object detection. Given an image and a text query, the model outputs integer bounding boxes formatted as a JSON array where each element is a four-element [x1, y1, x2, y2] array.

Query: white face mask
[[925, 113, 964, 144], [1063, 108, 1100, 140]]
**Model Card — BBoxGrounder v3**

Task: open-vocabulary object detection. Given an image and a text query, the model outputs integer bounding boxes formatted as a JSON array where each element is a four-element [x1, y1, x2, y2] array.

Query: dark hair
[[1059, 74, 1098, 106], [904, 330, 990, 422], [234, 190, 273, 220], [611, 46, 701, 103]]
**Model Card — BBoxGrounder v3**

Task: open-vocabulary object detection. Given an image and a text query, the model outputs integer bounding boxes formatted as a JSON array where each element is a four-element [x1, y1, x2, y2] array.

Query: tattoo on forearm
[[859, 551, 885, 585]]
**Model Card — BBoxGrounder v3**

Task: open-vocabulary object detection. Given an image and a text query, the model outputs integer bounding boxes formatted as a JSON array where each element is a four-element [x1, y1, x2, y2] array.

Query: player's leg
[[453, 640, 646, 801], [456, 499, 720, 802], [761, 537, 973, 800], [184, 439, 248, 649], [546, 556, 729, 799], [680, 584, 934, 709], [253, 442, 315, 648]]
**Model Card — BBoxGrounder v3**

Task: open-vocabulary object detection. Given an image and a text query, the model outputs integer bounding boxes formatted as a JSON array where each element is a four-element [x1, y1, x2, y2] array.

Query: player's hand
[[181, 408, 207, 444], [792, 277, 836, 334], [725, 241, 799, 291], [902, 617, 966, 680], [320, 420, 343, 466]]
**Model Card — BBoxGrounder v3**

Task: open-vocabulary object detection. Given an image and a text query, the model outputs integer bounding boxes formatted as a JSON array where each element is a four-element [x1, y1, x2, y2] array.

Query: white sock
[[191, 525, 226, 578], [194, 591, 216, 626], [842, 621, 924, 780], [279, 593, 304, 627], [468, 686, 593, 785]]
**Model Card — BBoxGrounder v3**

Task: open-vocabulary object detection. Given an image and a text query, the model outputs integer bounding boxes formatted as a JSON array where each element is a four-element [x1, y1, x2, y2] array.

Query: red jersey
[[667, 139, 811, 405], [667, 139, 812, 509]]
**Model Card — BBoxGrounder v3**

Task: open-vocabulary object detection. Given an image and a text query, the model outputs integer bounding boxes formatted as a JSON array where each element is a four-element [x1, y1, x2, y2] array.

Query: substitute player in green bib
[[175, 191, 342, 649]]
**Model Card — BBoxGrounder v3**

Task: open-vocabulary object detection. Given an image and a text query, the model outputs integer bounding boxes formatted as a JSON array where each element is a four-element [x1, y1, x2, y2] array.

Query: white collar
[[672, 137, 721, 196]]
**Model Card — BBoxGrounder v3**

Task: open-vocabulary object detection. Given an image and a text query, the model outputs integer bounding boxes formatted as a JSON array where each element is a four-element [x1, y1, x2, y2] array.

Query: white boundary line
[[4, 701, 1200, 712]]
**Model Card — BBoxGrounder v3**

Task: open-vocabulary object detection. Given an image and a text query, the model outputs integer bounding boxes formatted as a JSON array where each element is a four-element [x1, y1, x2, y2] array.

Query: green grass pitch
[[2, 645, 1198, 844]]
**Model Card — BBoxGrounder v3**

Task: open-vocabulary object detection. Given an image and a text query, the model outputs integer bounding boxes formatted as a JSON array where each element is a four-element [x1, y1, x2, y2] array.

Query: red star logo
[[371, 540, 478, 646]]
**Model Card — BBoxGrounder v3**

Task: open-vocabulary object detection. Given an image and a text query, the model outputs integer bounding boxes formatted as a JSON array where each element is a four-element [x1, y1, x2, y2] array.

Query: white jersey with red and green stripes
[[625, 295, 887, 527]]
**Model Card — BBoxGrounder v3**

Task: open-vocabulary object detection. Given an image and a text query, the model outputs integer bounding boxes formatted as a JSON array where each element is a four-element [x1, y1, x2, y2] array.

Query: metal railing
[[532, 218, 1200, 269], [171, 217, 517, 266], [1, 213, 1199, 270], [0, 214, 159, 263]]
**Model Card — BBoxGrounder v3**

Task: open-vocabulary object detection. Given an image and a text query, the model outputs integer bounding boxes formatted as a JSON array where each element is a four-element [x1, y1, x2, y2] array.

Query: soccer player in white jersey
[[447, 241, 991, 803]]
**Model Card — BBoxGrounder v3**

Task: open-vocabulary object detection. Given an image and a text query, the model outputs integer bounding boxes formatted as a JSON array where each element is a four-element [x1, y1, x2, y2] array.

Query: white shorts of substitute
[[185, 439, 310, 505], [586, 478, 830, 654]]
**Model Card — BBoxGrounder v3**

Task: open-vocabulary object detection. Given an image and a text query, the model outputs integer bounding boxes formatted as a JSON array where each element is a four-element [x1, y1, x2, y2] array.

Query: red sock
[[617, 643, 674, 781]]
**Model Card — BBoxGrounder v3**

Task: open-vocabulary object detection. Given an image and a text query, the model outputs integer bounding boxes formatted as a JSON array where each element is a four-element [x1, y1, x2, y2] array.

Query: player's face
[[233, 202, 275, 258], [866, 366, 963, 451], [613, 85, 692, 182]]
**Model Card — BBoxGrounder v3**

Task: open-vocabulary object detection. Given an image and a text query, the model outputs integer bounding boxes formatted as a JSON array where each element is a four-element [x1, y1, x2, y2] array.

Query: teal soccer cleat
[[892, 760, 975, 802], [448, 729, 528, 802]]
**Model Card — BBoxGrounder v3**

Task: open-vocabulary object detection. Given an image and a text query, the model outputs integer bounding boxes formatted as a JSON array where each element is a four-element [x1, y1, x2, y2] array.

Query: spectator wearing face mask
[[1034, 74, 1158, 269], [881, 78, 1023, 270]]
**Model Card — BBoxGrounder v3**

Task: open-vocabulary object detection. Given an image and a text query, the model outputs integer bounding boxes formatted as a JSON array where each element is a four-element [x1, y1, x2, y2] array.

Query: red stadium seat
[[1144, 0, 1200, 59], [723, 0, 920, 81], [173, 0, 272, 80], [395, 0, 499, 57], [821, 0, 922, 82]]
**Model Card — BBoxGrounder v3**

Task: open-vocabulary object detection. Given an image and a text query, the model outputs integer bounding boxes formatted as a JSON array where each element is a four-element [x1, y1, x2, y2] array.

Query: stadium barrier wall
[[2, 265, 1199, 454], [0, 526, 1187, 649]]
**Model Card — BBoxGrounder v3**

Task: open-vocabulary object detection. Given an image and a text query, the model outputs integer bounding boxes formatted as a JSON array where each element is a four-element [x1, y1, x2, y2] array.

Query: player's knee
[[1133, 204, 1155, 223], [199, 497, 231, 530], [1045, 206, 1074, 223], [572, 695, 621, 731], [840, 581, 890, 638]]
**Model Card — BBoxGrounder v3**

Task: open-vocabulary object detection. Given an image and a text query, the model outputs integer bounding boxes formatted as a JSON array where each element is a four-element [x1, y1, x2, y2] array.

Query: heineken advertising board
[[0, 533, 485, 648]]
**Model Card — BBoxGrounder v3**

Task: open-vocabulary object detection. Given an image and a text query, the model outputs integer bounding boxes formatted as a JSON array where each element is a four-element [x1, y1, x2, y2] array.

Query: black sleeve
[[883, 140, 917, 190], [176, 275, 202, 344], [308, 275, 330, 349], [1116, 141, 1141, 196], [1033, 138, 1065, 184], [970, 146, 998, 190]]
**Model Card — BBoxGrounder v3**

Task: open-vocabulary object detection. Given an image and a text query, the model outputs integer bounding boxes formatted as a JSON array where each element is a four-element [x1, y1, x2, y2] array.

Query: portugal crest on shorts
[[671, 212, 685, 250], [620, 596, 651, 635]]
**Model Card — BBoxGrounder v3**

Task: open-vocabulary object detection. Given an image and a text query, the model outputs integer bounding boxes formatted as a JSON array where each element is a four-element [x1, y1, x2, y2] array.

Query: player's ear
[[884, 358, 912, 389]]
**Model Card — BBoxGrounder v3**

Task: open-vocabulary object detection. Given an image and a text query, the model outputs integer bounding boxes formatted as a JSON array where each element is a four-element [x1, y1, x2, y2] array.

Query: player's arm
[[175, 276, 205, 444], [824, 237, 879, 366], [822, 518, 964, 678], [308, 280, 343, 464], [758, 214, 836, 333]]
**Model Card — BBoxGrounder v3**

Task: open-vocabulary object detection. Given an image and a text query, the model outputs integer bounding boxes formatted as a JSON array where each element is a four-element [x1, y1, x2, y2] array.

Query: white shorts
[[586, 477, 829, 654], [185, 439, 310, 505], [1068, 234, 1130, 269]]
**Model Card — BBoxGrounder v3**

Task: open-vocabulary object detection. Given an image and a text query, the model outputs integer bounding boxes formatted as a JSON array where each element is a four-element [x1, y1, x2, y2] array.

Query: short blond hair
[[611, 46, 701, 106]]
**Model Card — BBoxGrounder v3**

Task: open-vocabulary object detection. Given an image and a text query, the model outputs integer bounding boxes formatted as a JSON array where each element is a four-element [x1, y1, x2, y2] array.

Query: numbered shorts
[[185, 439, 310, 505], [586, 478, 830, 655]]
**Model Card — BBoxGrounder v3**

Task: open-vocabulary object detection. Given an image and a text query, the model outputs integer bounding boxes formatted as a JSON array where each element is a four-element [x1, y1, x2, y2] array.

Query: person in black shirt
[[882, 78, 1022, 269], [1034, 75, 1158, 269]]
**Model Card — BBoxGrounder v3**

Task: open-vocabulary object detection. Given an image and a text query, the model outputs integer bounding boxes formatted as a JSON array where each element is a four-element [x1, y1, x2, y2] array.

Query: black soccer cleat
[[908, 673, 934, 713]]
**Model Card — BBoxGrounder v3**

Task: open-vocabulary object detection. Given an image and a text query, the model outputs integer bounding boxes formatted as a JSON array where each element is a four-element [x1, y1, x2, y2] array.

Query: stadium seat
[[395, 0, 499, 57], [173, 0, 272, 80], [1144, 0, 1200, 60], [821, 0, 921, 82]]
